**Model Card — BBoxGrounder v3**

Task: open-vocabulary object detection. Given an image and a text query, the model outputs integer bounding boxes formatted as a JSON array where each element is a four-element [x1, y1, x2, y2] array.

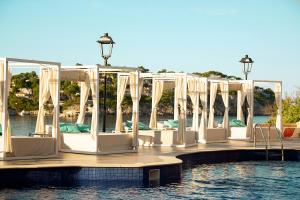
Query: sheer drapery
[[176, 77, 186, 143], [48, 69, 59, 139], [208, 83, 218, 128], [237, 84, 247, 122], [88, 69, 98, 137], [138, 77, 144, 100], [199, 79, 207, 141], [0, 63, 13, 153], [274, 83, 283, 133], [245, 83, 253, 138], [76, 75, 91, 124], [188, 78, 199, 131], [149, 79, 164, 129], [130, 72, 139, 147], [35, 69, 51, 135], [220, 82, 229, 135], [115, 76, 129, 132]]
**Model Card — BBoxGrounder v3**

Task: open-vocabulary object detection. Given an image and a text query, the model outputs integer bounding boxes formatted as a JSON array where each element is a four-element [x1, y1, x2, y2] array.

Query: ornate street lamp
[[97, 33, 115, 132], [239, 54, 254, 80]]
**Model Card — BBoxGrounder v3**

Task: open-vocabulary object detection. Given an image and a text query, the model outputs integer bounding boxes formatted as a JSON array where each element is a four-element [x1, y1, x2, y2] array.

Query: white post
[[278, 82, 283, 134], [174, 88, 178, 120], [1, 59, 8, 159], [195, 78, 199, 132], [183, 75, 187, 145], [249, 80, 254, 139], [55, 64, 61, 156], [204, 78, 208, 142], [134, 71, 139, 150], [95, 67, 99, 152]]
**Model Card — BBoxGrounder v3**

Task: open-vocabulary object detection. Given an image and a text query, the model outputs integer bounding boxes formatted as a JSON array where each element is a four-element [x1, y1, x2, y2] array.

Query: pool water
[[1, 161, 299, 199]]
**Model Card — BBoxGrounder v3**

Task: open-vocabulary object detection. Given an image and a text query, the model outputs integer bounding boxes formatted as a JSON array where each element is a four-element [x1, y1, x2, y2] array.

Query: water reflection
[[0, 161, 299, 199]]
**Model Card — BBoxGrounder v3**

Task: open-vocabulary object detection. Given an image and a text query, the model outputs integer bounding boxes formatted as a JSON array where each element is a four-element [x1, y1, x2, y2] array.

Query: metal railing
[[268, 124, 284, 161], [253, 123, 284, 161], [254, 124, 269, 160]]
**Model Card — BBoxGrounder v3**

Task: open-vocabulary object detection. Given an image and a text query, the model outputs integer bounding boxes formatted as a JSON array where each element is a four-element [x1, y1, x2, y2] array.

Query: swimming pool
[[1, 161, 299, 199]]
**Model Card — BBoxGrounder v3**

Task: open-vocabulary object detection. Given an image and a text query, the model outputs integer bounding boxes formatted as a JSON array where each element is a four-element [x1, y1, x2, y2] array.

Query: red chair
[[283, 127, 295, 137]]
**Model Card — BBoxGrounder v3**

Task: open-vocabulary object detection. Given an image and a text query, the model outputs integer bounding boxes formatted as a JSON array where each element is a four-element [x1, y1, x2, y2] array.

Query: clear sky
[[0, 0, 300, 95]]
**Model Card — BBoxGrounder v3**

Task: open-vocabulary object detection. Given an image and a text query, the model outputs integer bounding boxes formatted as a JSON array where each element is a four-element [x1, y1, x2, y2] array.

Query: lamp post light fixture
[[239, 54, 254, 80], [97, 33, 115, 132]]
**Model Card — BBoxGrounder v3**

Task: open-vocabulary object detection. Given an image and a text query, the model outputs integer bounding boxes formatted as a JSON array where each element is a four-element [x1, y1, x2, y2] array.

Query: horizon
[[0, 0, 300, 96]]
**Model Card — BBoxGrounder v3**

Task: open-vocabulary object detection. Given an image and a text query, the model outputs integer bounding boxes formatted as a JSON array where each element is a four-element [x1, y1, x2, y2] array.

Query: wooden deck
[[1, 139, 300, 169]]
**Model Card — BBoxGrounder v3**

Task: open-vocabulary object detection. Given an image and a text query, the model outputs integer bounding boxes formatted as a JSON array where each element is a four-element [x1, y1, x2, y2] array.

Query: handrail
[[253, 124, 269, 160], [268, 124, 284, 161]]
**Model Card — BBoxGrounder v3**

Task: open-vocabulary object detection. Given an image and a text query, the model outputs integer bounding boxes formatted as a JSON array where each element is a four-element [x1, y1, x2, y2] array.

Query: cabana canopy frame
[[0, 57, 60, 160], [120, 72, 205, 147], [60, 65, 139, 154]]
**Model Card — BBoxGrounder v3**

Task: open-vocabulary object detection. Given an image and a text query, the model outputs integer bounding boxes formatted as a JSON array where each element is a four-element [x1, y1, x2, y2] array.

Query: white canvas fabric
[[149, 79, 164, 129], [174, 84, 178, 120], [220, 82, 229, 135], [49, 69, 59, 139], [274, 83, 283, 133], [245, 82, 253, 138], [188, 78, 200, 131], [176, 77, 186, 143], [35, 69, 51, 135], [77, 78, 91, 124], [208, 83, 218, 128], [199, 79, 208, 141], [115, 76, 129, 132], [0, 63, 13, 153], [88, 69, 98, 137], [237, 84, 247, 122], [130, 72, 139, 147], [138, 77, 144, 100]]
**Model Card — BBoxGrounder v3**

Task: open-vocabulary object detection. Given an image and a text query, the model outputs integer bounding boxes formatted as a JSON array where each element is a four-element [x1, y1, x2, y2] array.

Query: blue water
[[0, 161, 299, 199], [9, 115, 270, 136]]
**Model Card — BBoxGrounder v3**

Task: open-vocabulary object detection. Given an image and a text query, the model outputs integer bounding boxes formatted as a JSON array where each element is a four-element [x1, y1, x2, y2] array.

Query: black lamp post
[[97, 33, 114, 132], [239, 55, 254, 80], [239, 54, 254, 124]]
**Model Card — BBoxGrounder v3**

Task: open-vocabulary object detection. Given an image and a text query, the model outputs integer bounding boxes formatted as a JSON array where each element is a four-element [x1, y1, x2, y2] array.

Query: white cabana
[[0, 57, 60, 160], [228, 80, 254, 140], [133, 73, 201, 147], [201, 79, 228, 144], [60, 65, 140, 154], [228, 80, 282, 141]]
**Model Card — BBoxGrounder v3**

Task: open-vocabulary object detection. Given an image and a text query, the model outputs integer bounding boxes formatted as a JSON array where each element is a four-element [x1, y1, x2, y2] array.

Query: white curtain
[[149, 79, 164, 129], [77, 76, 91, 124], [188, 78, 199, 131], [208, 83, 218, 128], [48, 69, 59, 139], [88, 69, 98, 137], [245, 83, 253, 138], [115, 76, 129, 132], [0, 63, 13, 153], [275, 83, 283, 133], [35, 69, 51, 135], [220, 82, 229, 135], [237, 84, 247, 122], [176, 77, 186, 143], [199, 79, 207, 141], [130, 72, 139, 148], [138, 77, 144, 100], [174, 84, 178, 120]]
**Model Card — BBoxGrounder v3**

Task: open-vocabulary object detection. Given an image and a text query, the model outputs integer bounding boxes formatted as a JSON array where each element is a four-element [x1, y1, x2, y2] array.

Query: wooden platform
[[1, 139, 300, 169]]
